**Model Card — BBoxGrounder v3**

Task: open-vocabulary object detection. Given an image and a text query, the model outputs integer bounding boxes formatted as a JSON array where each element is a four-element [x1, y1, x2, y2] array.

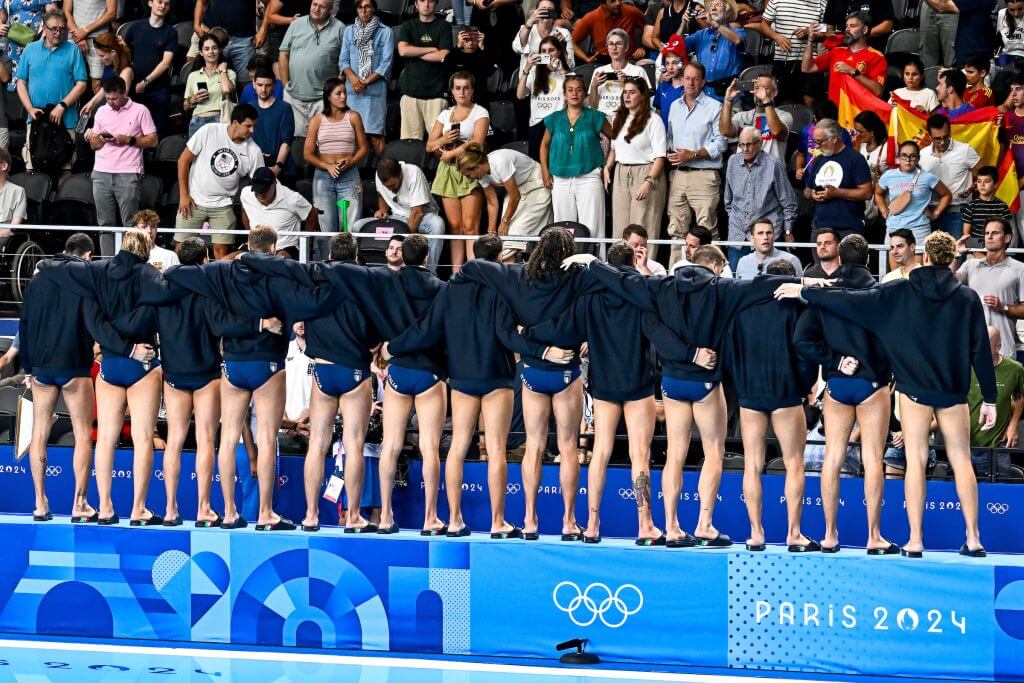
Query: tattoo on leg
[[633, 472, 650, 510]]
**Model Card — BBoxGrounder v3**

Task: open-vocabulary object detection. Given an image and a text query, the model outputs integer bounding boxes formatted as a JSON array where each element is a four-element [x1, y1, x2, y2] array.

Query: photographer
[[443, 27, 498, 106], [516, 36, 570, 157], [588, 28, 650, 119], [719, 74, 792, 162], [682, 0, 745, 101], [513, 0, 575, 72]]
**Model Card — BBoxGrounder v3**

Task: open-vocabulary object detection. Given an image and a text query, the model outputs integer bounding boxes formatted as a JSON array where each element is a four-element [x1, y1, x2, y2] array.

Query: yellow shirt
[[881, 263, 920, 283]]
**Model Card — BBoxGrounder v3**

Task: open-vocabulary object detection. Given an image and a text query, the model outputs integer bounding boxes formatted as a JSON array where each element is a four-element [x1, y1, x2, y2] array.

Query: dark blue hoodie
[[802, 265, 997, 405], [584, 261, 788, 382], [317, 262, 445, 376], [388, 275, 549, 388], [723, 297, 817, 407], [525, 265, 695, 402], [793, 263, 892, 385], [455, 259, 601, 372], [19, 254, 133, 377]]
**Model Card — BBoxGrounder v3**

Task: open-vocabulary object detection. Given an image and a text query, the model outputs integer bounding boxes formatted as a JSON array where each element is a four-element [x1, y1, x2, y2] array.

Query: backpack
[[29, 106, 75, 174]]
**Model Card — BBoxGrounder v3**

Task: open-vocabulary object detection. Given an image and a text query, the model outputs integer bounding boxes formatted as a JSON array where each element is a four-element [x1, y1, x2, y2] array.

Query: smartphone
[[538, 54, 552, 65], [540, 8, 556, 18], [197, 82, 208, 91], [967, 237, 984, 250], [448, 123, 459, 136], [464, 24, 478, 41], [737, 80, 756, 92]]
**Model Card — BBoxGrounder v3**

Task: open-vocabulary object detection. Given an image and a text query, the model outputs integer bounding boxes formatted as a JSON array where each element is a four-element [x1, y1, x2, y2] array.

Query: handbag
[[7, 22, 38, 47], [887, 168, 921, 216]]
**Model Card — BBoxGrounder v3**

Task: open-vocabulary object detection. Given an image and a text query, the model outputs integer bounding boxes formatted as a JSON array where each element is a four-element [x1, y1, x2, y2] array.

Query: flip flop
[[447, 526, 472, 538], [745, 542, 766, 552], [420, 525, 448, 537], [490, 526, 523, 540], [256, 518, 296, 531], [130, 514, 164, 527], [377, 522, 400, 535], [788, 539, 822, 553], [344, 523, 379, 534], [33, 511, 53, 522], [195, 515, 223, 528], [900, 547, 923, 558], [667, 533, 698, 548], [867, 542, 899, 556], [162, 517, 183, 527], [582, 534, 601, 544], [523, 531, 540, 541], [696, 533, 732, 548], [959, 544, 986, 558], [635, 534, 666, 547], [821, 543, 841, 554], [220, 516, 248, 530], [97, 514, 120, 526], [71, 512, 99, 524], [561, 523, 585, 542], [301, 524, 320, 532]]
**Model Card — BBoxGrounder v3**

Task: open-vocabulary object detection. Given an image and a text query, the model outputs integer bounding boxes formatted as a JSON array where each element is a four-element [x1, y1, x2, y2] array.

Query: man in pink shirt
[[85, 76, 158, 255]]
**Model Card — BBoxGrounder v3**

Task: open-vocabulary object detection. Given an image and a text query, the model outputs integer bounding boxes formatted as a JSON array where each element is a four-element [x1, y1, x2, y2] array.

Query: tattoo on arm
[[633, 471, 650, 510]]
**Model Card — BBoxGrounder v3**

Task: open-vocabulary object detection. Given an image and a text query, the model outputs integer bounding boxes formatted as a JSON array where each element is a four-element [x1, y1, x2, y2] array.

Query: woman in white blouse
[[604, 78, 667, 241], [512, 0, 574, 71], [516, 36, 569, 158]]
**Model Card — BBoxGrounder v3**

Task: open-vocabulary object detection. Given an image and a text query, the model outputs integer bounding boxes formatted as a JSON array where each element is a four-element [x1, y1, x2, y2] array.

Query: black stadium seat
[[355, 218, 410, 264], [10, 171, 52, 223], [139, 175, 165, 211], [381, 138, 427, 168]]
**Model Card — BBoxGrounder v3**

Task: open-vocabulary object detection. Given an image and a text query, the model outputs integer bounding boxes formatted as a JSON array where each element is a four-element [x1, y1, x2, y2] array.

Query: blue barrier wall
[[0, 445, 1021, 551], [0, 516, 1020, 681]]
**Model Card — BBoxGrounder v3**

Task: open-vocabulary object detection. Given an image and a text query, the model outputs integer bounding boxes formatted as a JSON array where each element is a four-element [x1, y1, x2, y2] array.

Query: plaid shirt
[[723, 150, 799, 243]]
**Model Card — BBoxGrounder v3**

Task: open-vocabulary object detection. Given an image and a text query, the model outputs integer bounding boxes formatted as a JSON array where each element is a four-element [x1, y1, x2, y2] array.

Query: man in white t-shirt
[[281, 321, 312, 449], [0, 148, 27, 242], [240, 167, 316, 259], [134, 209, 180, 271], [365, 157, 445, 272], [587, 28, 650, 119], [719, 75, 793, 162], [919, 114, 982, 235], [175, 103, 264, 259], [622, 224, 666, 276]]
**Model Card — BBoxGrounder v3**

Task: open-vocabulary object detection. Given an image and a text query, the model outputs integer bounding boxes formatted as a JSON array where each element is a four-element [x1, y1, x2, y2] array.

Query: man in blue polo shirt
[[15, 9, 88, 172]]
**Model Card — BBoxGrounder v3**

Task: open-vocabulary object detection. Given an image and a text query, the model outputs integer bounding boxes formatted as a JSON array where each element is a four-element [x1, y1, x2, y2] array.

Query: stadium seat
[[722, 453, 745, 472], [743, 29, 765, 65], [10, 171, 52, 223], [6, 90, 24, 124], [139, 175, 165, 211], [528, 221, 598, 258], [487, 66, 504, 96], [291, 137, 310, 177], [296, 178, 313, 203], [501, 140, 529, 156], [642, 62, 657, 89], [778, 104, 813, 139], [381, 138, 428, 168], [174, 62, 193, 88], [488, 100, 518, 145], [924, 65, 940, 89], [738, 65, 772, 82], [885, 28, 920, 56], [355, 218, 410, 264], [115, 19, 137, 38], [572, 62, 598, 90], [173, 21, 193, 52], [154, 134, 188, 185], [157, 181, 181, 228], [55, 173, 95, 203], [765, 457, 786, 473]]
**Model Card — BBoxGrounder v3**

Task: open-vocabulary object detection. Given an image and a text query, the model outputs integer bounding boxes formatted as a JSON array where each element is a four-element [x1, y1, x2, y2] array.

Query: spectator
[[441, 27, 498, 107], [735, 217, 803, 279], [517, 36, 570, 158], [803, 118, 873, 237], [305, 77, 368, 253], [644, 0, 703, 57], [457, 142, 553, 260], [134, 209, 179, 271], [919, 113, 982, 234], [801, 12, 885, 102], [719, 74, 792, 161], [240, 57, 284, 104], [184, 34, 236, 139], [997, 0, 1024, 66], [427, 71, 489, 268], [890, 55, 938, 113], [541, 74, 610, 237], [195, 0, 259, 81], [240, 167, 316, 259], [86, 76, 158, 256], [467, 0, 524, 75], [882, 227, 921, 282], [794, 99, 850, 181], [935, 68, 974, 118], [0, 149, 27, 234], [875, 141, 951, 247], [822, 0, 894, 48], [80, 33, 132, 118], [920, 0, 958, 68], [2, 0, 54, 89], [962, 166, 1013, 240], [1004, 73, 1024, 181], [261, 0, 311, 64], [684, 0, 745, 100], [251, 66, 296, 182], [176, 103, 264, 259], [606, 77, 667, 249], [883, 392, 938, 479], [665, 61, 726, 260], [369, 157, 445, 272], [722, 126, 798, 270], [803, 227, 841, 277], [622, 224, 666, 276], [669, 224, 735, 277], [572, 0, 646, 64], [963, 55, 994, 107], [16, 9, 88, 172], [0, 59, 9, 147], [654, 49, 684, 127], [396, 0, 451, 140], [383, 234, 405, 270], [759, 0, 828, 100], [339, 0, 393, 157], [956, 218, 1024, 361], [65, 0, 114, 92], [279, 0, 345, 137], [853, 110, 891, 228], [968, 326, 1024, 477], [513, 0, 575, 72], [921, 0, 997, 68], [123, 0, 176, 134], [588, 28, 650, 120], [281, 321, 312, 452]]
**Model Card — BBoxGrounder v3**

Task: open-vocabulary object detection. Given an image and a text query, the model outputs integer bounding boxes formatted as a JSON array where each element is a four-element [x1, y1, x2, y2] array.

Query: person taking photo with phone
[[517, 35, 570, 158], [184, 33, 235, 139]]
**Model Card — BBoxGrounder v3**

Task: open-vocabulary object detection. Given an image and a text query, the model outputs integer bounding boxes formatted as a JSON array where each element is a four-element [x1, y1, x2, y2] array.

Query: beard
[[843, 32, 858, 45]]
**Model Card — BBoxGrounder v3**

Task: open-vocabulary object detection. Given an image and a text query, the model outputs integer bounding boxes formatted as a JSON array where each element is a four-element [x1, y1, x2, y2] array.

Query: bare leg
[[252, 371, 287, 526], [857, 387, 892, 549], [821, 394, 856, 548], [303, 380, 340, 529], [127, 368, 163, 521], [442, 198, 466, 271], [482, 388, 515, 533], [662, 396, 695, 542], [217, 378, 253, 524], [899, 394, 934, 553], [446, 390, 482, 532], [740, 408, 768, 547], [936, 403, 982, 551], [772, 405, 809, 546], [586, 399, 622, 539], [192, 379, 221, 522], [28, 380, 59, 517], [520, 386, 552, 535], [378, 384, 414, 529], [625, 397, 660, 540], [161, 381, 194, 522], [340, 379, 373, 528], [62, 378, 96, 517], [692, 385, 728, 539], [413, 381, 448, 532], [552, 378, 584, 535], [94, 375, 128, 519], [460, 191, 483, 264]]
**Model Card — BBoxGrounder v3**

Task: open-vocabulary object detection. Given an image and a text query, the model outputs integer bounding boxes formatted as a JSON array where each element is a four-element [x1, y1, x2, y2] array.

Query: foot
[[561, 519, 580, 536], [301, 516, 319, 529], [72, 503, 97, 518], [522, 515, 539, 537], [196, 509, 220, 524], [490, 520, 516, 536], [165, 508, 180, 523], [347, 514, 373, 530], [786, 533, 812, 547], [257, 514, 283, 527], [421, 519, 446, 534], [901, 540, 925, 554], [637, 524, 663, 543], [746, 534, 765, 548], [866, 536, 893, 552], [694, 524, 721, 540]]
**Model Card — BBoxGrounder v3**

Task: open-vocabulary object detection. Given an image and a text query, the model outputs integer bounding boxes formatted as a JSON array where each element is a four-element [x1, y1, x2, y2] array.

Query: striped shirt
[[762, 0, 828, 61], [961, 198, 1014, 239]]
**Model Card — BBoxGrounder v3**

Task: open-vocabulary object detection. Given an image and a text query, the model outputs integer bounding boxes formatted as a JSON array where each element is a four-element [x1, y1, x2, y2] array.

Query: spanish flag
[[997, 148, 1022, 213]]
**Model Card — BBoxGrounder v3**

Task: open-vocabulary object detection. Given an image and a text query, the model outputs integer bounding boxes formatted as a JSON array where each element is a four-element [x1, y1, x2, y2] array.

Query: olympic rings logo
[[618, 488, 636, 500], [506, 483, 521, 494], [987, 502, 1010, 514], [44, 466, 62, 477], [552, 581, 644, 628]]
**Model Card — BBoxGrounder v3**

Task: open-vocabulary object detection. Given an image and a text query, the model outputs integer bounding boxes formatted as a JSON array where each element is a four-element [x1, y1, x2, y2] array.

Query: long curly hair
[[609, 77, 651, 144], [525, 227, 576, 282]]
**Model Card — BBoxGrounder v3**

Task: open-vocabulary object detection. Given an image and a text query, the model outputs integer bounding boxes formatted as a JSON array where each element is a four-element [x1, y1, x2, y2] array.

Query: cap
[[662, 34, 688, 61], [251, 167, 276, 195]]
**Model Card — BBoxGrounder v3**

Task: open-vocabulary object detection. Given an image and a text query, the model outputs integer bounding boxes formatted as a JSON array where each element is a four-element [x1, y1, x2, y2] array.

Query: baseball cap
[[251, 167, 276, 195]]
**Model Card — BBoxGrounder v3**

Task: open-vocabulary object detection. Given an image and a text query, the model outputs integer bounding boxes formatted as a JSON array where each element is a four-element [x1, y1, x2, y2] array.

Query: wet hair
[[838, 234, 869, 266], [402, 234, 429, 266], [330, 232, 359, 261], [924, 231, 956, 266], [178, 237, 208, 265], [474, 233, 503, 261], [525, 227, 576, 282], [606, 241, 635, 266], [249, 225, 278, 253], [65, 233, 94, 257], [609, 77, 652, 144], [121, 228, 153, 260], [889, 228, 916, 247], [691, 244, 726, 267], [766, 259, 796, 276]]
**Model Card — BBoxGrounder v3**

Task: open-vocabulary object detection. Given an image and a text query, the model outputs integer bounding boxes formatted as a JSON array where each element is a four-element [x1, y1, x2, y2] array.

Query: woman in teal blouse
[[539, 74, 612, 238]]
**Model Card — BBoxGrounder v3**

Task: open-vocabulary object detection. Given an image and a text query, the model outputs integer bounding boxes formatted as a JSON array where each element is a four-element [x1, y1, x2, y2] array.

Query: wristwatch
[[129, 136, 138, 147], [644, 175, 657, 187], [141, 78, 150, 86]]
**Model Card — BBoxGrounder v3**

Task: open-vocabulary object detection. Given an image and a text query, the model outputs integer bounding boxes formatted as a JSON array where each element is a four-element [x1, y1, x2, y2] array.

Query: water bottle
[[336, 199, 349, 232]]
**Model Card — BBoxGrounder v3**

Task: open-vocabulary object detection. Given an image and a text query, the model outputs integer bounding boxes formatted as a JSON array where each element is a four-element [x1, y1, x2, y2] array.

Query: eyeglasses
[[45, 24, 66, 33], [737, 141, 758, 148], [931, 135, 951, 142], [898, 153, 919, 160], [607, 41, 625, 48]]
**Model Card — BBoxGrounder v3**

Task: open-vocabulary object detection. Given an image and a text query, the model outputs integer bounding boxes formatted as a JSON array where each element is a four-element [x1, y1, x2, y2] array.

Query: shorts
[[174, 204, 237, 245], [386, 365, 440, 396], [662, 377, 717, 403], [827, 377, 882, 406], [520, 364, 581, 395], [100, 355, 161, 388], [33, 374, 76, 387], [451, 377, 515, 396], [164, 372, 220, 392], [223, 359, 284, 392], [884, 445, 937, 470], [314, 363, 370, 397], [740, 395, 803, 413]]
